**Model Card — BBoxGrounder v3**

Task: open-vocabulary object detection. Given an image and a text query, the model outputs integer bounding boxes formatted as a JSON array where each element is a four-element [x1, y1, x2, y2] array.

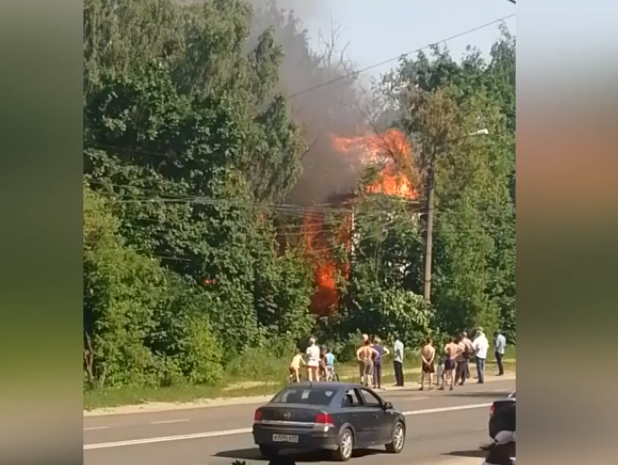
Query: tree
[[84, 183, 224, 388], [84, 0, 315, 357], [381, 30, 516, 338]]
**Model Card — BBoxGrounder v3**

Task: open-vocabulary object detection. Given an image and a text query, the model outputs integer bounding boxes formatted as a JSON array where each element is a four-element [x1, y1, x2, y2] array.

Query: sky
[[296, 0, 516, 79]]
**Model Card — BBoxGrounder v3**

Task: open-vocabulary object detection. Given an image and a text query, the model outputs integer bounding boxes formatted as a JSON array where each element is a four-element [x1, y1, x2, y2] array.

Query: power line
[[286, 14, 516, 99]]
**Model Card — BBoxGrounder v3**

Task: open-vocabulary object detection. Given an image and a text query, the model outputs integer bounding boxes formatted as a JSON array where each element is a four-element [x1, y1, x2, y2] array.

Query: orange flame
[[331, 129, 417, 200], [302, 212, 349, 316], [300, 129, 416, 317]]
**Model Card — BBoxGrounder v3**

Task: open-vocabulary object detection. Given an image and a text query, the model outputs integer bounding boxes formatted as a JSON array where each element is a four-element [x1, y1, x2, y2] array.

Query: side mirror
[[383, 401, 393, 410]]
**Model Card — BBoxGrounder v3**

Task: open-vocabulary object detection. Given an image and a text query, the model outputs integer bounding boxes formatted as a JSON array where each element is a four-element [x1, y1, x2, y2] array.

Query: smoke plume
[[248, 0, 371, 205]]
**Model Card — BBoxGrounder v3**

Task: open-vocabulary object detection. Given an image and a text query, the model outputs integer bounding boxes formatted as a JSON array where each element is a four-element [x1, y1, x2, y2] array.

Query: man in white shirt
[[393, 336, 404, 387], [472, 328, 489, 384], [494, 331, 507, 376]]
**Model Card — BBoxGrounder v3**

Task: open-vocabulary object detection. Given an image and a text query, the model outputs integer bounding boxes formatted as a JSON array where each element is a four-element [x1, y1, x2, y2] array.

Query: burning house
[[298, 128, 423, 317]]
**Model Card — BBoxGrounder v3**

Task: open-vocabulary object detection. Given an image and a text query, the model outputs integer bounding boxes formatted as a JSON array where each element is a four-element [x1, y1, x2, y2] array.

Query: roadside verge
[[84, 373, 515, 417]]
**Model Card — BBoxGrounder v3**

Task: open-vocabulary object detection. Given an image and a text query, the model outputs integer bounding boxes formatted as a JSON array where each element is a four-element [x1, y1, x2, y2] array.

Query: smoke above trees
[[248, 0, 373, 204]]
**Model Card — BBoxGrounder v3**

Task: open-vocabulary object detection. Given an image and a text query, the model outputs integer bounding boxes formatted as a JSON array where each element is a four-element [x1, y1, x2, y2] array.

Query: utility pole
[[422, 129, 489, 303], [422, 151, 436, 302]]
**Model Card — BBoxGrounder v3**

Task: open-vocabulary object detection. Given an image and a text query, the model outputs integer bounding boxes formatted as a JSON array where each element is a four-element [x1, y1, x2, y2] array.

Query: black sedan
[[252, 382, 406, 461], [489, 391, 516, 439]]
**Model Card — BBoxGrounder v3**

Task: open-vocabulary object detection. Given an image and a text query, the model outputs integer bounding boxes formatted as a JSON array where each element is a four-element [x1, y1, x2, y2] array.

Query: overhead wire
[[85, 13, 516, 263], [285, 14, 516, 99], [84, 13, 516, 161]]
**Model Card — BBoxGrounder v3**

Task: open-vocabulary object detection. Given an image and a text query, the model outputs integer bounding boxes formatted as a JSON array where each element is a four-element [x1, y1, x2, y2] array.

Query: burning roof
[[302, 128, 419, 316]]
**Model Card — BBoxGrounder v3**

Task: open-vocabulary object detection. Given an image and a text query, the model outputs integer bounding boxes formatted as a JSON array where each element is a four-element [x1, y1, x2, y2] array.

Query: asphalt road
[[84, 377, 515, 465]]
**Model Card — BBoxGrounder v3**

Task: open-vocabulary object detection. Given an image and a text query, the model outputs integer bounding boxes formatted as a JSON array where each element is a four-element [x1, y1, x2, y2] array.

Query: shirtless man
[[419, 337, 436, 390], [440, 336, 459, 391], [357, 335, 378, 387]]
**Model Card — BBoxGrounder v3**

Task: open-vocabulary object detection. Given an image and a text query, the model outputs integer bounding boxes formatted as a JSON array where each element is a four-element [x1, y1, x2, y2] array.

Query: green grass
[[84, 346, 516, 410]]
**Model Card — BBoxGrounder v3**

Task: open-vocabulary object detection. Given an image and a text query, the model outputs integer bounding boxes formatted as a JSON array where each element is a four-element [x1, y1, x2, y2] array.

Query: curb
[[84, 373, 515, 417]]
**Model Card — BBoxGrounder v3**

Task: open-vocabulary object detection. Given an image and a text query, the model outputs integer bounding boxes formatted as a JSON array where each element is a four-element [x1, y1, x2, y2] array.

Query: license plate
[[272, 434, 299, 443]]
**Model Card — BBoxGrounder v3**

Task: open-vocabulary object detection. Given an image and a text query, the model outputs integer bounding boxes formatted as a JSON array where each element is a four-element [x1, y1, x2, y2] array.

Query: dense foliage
[[83, 0, 515, 391]]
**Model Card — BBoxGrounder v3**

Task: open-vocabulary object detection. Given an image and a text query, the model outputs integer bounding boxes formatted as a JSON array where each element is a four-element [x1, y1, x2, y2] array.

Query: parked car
[[252, 382, 406, 461], [489, 391, 516, 439]]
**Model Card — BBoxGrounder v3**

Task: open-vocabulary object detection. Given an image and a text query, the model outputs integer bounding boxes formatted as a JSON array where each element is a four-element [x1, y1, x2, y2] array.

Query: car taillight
[[315, 412, 334, 426], [489, 404, 495, 418], [254, 409, 262, 422]]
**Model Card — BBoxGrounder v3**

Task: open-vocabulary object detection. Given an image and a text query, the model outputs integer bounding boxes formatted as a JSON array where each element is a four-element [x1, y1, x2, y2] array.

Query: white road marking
[[84, 426, 110, 431], [84, 428, 252, 450], [151, 419, 190, 425], [402, 402, 492, 416], [84, 402, 492, 451]]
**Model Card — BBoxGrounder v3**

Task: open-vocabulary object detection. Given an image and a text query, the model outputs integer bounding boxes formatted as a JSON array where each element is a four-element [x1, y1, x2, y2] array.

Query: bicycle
[[288, 369, 302, 384], [324, 366, 340, 382]]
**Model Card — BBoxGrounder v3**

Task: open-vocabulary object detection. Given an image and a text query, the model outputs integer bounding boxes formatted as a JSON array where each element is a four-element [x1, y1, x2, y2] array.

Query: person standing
[[324, 347, 336, 380], [494, 331, 507, 376], [440, 336, 459, 390], [461, 331, 473, 379], [393, 335, 405, 387], [372, 336, 389, 389], [289, 348, 305, 383], [319, 345, 328, 380], [358, 334, 369, 384], [356, 338, 378, 387], [454, 336, 468, 386], [472, 328, 489, 383], [305, 337, 320, 382], [419, 337, 435, 390]]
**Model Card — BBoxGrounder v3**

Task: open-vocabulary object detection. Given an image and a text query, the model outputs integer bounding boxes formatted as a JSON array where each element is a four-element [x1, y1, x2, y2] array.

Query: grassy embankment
[[84, 346, 516, 410]]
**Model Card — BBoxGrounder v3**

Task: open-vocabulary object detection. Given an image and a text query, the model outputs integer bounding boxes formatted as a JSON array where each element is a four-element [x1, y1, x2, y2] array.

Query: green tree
[[84, 183, 224, 388], [84, 0, 314, 357], [336, 193, 431, 346], [381, 31, 515, 338]]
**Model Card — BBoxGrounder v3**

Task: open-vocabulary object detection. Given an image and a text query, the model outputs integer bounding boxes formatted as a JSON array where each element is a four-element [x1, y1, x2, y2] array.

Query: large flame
[[302, 128, 417, 316], [331, 128, 417, 200], [302, 212, 339, 316]]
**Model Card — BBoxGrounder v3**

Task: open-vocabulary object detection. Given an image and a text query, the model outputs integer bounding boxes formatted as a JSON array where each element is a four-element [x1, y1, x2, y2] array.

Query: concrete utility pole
[[422, 129, 489, 302], [422, 150, 437, 302]]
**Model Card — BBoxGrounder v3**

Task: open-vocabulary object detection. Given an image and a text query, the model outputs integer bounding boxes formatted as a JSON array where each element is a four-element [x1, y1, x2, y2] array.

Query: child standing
[[325, 347, 336, 381], [436, 356, 444, 386], [289, 348, 305, 383]]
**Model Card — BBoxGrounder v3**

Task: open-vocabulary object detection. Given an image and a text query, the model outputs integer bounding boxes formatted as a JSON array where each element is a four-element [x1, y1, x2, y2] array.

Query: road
[[84, 377, 515, 465]]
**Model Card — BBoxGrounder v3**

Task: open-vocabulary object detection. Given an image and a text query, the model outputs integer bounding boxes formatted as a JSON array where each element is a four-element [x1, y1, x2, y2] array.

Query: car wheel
[[332, 427, 354, 461], [385, 421, 405, 453], [258, 444, 279, 459]]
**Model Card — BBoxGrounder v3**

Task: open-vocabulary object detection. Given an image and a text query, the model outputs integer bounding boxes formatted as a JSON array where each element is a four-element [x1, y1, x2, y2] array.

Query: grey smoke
[[248, 0, 373, 205]]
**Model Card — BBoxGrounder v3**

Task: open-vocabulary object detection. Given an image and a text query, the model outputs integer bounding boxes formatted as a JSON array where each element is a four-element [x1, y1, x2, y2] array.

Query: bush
[[224, 339, 296, 382], [175, 317, 224, 386]]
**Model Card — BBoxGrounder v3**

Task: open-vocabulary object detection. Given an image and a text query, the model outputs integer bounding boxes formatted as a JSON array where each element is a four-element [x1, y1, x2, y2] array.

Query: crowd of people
[[288, 338, 337, 383], [416, 327, 507, 391], [289, 328, 508, 390]]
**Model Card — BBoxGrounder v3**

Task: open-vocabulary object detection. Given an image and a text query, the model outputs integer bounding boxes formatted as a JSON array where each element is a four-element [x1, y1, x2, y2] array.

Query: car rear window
[[272, 387, 336, 406]]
